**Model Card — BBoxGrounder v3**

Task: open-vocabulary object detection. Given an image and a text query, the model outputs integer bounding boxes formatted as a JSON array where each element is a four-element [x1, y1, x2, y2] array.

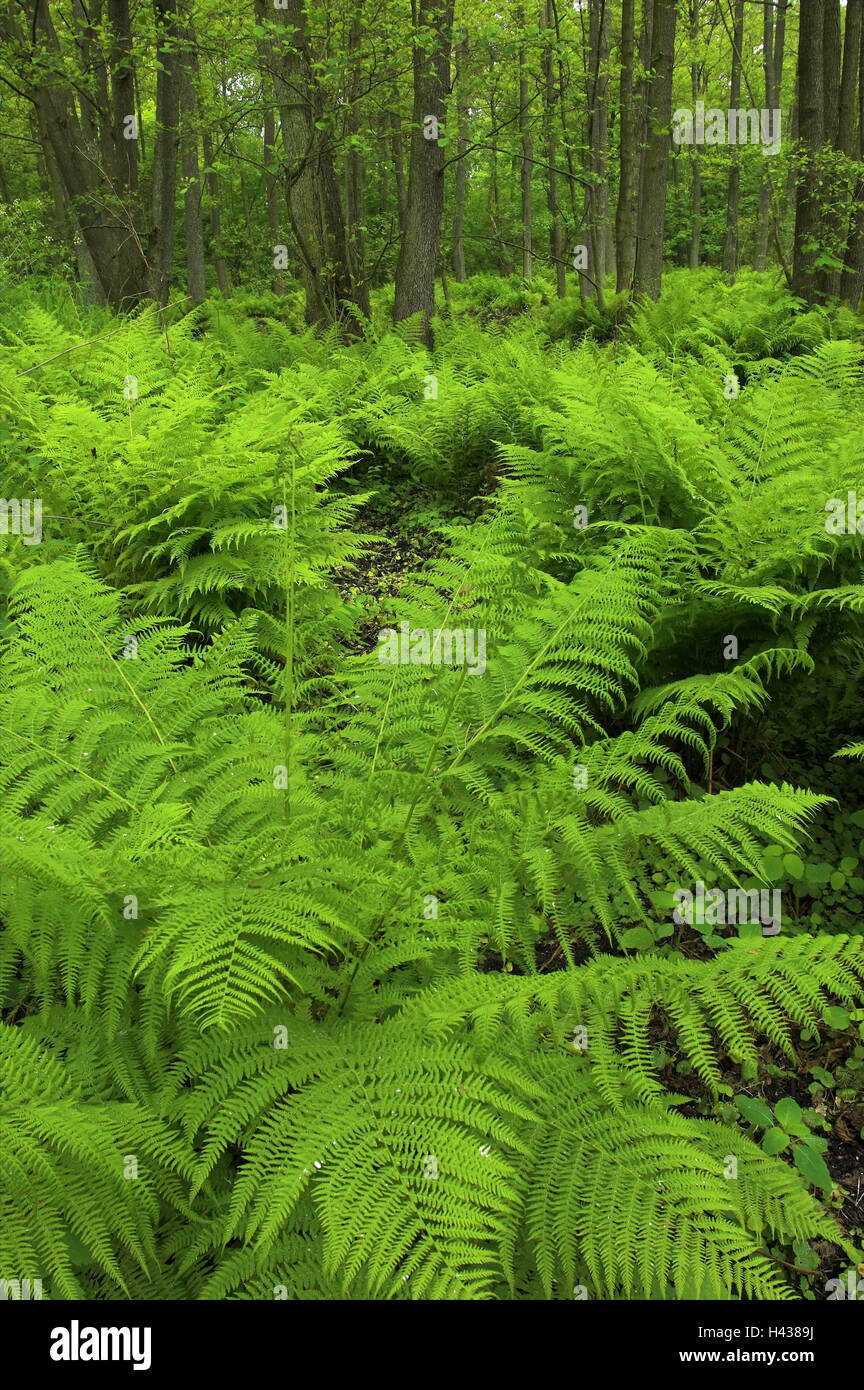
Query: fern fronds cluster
[[2, 271, 863, 1300]]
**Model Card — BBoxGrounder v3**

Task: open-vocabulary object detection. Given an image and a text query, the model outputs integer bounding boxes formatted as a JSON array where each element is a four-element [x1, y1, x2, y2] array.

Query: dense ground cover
[[2, 269, 863, 1300]]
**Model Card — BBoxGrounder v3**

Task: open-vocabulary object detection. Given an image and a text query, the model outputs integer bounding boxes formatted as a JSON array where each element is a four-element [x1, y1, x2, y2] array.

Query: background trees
[[1, 1, 863, 324]]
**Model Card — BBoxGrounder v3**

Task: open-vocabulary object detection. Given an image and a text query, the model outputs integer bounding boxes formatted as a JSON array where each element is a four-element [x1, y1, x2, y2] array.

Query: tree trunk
[[148, 0, 182, 305], [451, 35, 469, 282], [615, 0, 637, 291], [272, 0, 368, 332], [389, 101, 408, 236], [542, 2, 566, 297], [393, 0, 455, 344], [6, 0, 148, 307], [254, 0, 286, 295], [202, 127, 232, 297], [754, 1, 787, 270], [841, 0, 864, 304], [686, 0, 703, 269], [586, 0, 612, 296], [516, 6, 533, 280], [345, 13, 368, 309], [722, 0, 745, 281], [180, 36, 206, 306], [487, 81, 514, 273], [633, 0, 676, 299], [823, 0, 842, 150], [792, 0, 826, 301]]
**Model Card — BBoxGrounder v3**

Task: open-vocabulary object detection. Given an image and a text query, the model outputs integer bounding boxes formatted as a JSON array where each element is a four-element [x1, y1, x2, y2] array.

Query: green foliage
[[2, 272, 863, 1301]]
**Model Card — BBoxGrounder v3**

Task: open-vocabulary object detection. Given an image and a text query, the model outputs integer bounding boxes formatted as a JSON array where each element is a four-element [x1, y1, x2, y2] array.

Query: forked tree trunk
[[273, 0, 368, 333]]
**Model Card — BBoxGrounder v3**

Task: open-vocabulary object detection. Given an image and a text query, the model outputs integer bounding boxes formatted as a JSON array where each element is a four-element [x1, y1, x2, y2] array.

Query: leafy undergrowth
[[1, 269, 863, 1300]]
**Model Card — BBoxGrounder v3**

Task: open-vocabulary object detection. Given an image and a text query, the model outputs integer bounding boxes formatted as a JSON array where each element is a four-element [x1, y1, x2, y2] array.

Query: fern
[[2, 275, 863, 1301]]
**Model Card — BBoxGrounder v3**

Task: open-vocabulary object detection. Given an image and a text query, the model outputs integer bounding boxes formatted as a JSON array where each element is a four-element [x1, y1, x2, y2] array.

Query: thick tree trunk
[[792, 0, 826, 301], [393, 0, 454, 344], [148, 0, 182, 305], [633, 0, 676, 299], [71, 0, 115, 185], [107, 0, 138, 195], [823, 0, 842, 150], [7, 0, 148, 307]]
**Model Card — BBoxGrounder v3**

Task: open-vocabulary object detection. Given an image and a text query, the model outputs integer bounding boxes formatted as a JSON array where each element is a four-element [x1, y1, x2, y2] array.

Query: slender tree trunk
[[254, 0, 286, 295], [180, 35, 206, 305], [345, 13, 368, 308], [633, 0, 676, 299], [841, 0, 864, 303], [488, 81, 514, 272], [393, 0, 455, 344], [722, 0, 745, 281], [817, 0, 847, 297], [754, 0, 785, 270], [838, 0, 862, 155], [688, 0, 703, 269], [516, 6, 533, 279], [389, 101, 408, 236], [451, 35, 469, 281], [542, 2, 566, 297], [826, 0, 861, 296], [586, 0, 612, 296], [202, 127, 232, 297], [615, 0, 637, 291]]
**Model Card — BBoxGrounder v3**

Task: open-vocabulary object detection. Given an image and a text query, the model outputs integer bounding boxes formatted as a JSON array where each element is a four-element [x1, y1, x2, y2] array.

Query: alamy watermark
[[1, 1277, 43, 1299], [0, 496, 42, 545], [672, 102, 781, 154], [672, 881, 781, 935], [825, 491, 864, 535], [377, 621, 486, 676]]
